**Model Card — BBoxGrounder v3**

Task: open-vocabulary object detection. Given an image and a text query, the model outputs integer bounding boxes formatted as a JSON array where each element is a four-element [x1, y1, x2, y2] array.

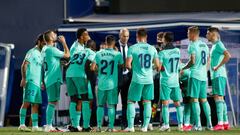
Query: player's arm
[[207, 55, 210, 70], [213, 50, 231, 71], [182, 54, 195, 70], [126, 57, 132, 70], [58, 35, 70, 58], [85, 60, 93, 80], [90, 62, 98, 71], [20, 60, 29, 87], [153, 58, 161, 72]]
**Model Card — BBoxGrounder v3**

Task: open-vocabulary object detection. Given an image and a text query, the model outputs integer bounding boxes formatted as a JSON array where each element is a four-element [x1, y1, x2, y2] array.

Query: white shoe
[[160, 125, 171, 132], [178, 124, 183, 131], [44, 125, 59, 132], [32, 126, 42, 132], [141, 127, 148, 132], [77, 126, 82, 131], [192, 126, 202, 131], [148, 123, 153, 131], [123, 127, 135, 132], [18, 125, 31, 132]]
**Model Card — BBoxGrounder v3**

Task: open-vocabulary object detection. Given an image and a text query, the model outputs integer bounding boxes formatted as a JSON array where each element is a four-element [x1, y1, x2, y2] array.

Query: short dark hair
[[163, 32, 174, 43], [76, 28, 87, 39], [35, 34, 44, 45], [137, 28, 147, 37], [188, 26, 200, 34], [44, 30, 55, 42], [86, 39, 96, 50], [157, 32, 164, 39], [105, 35, 116, 45], [207, 27, 220, 33]]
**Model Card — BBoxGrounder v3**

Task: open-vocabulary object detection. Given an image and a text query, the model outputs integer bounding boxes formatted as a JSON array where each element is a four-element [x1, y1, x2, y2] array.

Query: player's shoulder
[[95, 49, 103, 56], [26, 48, 35, 54], [216, 40, 224, 47], [70, 40, 77, 49]]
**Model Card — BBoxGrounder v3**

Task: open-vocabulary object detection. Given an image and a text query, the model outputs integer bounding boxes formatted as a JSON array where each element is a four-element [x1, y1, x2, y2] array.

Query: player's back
[[159, 47, 180, 87], [69, 41, 84, 56], [25, 47, 42, 86], [188, 40, 209, 81], [66, 48, 95, 78], [128, 42, 158, 84], [95, 48, 123, 90]]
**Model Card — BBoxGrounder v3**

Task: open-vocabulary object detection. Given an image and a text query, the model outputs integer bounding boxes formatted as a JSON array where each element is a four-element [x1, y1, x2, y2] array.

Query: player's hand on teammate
[[20, 78, 26, 88]]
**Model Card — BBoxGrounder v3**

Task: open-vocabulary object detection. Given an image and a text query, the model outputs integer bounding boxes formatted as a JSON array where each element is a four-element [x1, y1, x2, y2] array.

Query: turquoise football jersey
[[159, 47, 180, 87], [66, 48, 96, 78], [41, 45, 64, 87], [127, 42, 158, 84], [25, 47, 43, 86], [210, 40, 227, 79], [94, 48, 123, 90], [188, 40, 209, 81], [70, 40, 85, 56]]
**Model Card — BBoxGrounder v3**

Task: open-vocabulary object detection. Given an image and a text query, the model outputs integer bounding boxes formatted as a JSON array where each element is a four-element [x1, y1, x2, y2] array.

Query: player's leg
[[31, 84, 42, 131], [18, 102, 30, 131], [83, 82, 94, 129], [96, 89, 105, 132], [159, 84, 171, 131], [141, 84, 154, 132], [189, 78, 202, 130], [76, 78, 91, 131], [212, 77, 228, 130], [19, 82, 35, 131], [183, 97, 192, 130], [66, 78, 81, 131], [81, 93, 91, 131], [105, 88, 118, 132], [45, 82, 61, 132], [172, 87, 183, 131], [199, 81, 212, 130], [31, 104, 42, 131], [125, 82, 143, 132]]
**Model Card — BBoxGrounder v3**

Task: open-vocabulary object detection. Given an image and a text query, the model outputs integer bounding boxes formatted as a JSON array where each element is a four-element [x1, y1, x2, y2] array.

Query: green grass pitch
[[0, 127, 240, 135]]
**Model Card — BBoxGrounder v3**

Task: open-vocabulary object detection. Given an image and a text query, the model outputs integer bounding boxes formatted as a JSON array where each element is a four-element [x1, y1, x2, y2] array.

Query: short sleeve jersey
[[25, 47, 43, 86], [210, 40, 227, 79], [94, 48, 123, 90], [66, 48, 96, 78], [159, 47, 180, 87], [41, 45, 64, 87], [127, 42, 158, 84], [188, 40, 209, 81]]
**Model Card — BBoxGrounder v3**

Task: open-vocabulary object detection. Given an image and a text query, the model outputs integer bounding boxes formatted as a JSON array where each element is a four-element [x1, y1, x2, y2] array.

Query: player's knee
[[173, 101, 180, 106], [22, 102, 30, 108], [200, 98, 207, 103], [191, 98, 198, 102], [108, 104, 115, 109], [81, 93, 89, 101], [142, 100, 150, 103], [162, 100, 169, 105], [183, 96, 191, 104], [70, 96, 78, 103], [127, 100, 135, 104], [98, 105, 104, 108]]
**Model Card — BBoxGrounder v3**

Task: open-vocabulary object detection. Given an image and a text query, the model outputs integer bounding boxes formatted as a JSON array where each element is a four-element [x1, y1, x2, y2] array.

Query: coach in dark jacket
[[116, 28, 132, 129]]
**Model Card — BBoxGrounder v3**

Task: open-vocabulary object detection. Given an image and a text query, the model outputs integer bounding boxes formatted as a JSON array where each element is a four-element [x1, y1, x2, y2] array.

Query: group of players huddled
[[18, 26, 231, 132]]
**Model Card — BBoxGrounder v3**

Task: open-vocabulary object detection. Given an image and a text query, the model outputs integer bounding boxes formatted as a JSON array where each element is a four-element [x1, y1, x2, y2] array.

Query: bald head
[[119, 28, 129, 44]]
